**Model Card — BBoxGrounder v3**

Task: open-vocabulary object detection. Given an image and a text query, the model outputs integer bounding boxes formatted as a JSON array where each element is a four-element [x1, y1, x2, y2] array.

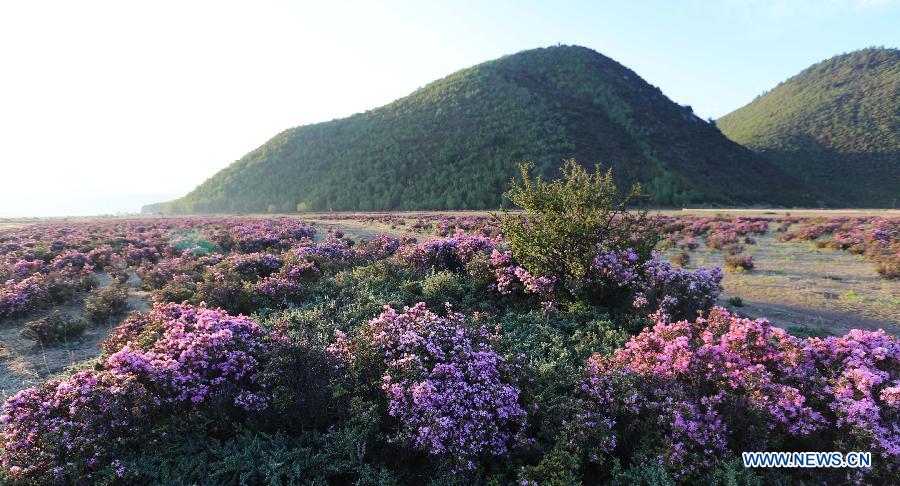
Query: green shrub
[[20, 311, 87, 344], [118, 421, 336, 485], [420, 270, 470, 309], [84, 284, 130, 323], [500, 160, 660, 300]]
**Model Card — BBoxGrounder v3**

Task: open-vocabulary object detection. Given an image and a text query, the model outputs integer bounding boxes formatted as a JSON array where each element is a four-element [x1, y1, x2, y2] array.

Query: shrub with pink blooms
[[578, 307, 899, 481], [398, 231, 496, 272], [337, 303, 528, 470], [2, 302, 273, 483], [1, 371, 158, 481], [104, 302, 271, 410]]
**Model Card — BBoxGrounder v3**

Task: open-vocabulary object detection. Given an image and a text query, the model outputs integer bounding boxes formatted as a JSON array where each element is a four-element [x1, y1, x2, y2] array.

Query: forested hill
[[717, 48, 899, 207], [145, 45, 808, 214]]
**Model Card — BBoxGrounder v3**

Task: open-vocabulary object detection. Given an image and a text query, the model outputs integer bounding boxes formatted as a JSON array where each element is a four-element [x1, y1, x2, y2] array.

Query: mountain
[[717, 48, 899, 207], [145, 45, 808, 214]]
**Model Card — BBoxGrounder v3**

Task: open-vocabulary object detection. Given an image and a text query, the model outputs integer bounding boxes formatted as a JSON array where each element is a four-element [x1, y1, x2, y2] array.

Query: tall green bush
[[500, 160, 660, 299]]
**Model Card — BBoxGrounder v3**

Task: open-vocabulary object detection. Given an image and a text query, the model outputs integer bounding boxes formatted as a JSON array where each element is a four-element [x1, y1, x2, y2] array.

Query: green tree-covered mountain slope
[[146, 45, 808, 214], [717, 48, 899, 207]]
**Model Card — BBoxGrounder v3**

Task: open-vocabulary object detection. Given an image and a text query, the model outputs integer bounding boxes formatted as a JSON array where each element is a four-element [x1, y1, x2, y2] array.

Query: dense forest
[[145, 45, 809, 214], [717, 47, 899, 207]]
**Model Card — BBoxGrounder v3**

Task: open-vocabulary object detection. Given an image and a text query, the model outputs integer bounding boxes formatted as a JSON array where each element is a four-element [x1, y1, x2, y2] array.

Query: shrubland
[[1, 164, 897, 484]]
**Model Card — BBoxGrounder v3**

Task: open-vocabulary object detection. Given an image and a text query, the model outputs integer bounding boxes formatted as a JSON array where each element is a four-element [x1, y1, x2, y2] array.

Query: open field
[[0, 271, 149, 399], [672, 231, 899, 335]]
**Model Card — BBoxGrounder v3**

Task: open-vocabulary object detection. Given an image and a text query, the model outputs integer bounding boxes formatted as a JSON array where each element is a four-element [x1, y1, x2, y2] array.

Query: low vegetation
[[1, 163, 897, 484], [19, 311, 87, 345]]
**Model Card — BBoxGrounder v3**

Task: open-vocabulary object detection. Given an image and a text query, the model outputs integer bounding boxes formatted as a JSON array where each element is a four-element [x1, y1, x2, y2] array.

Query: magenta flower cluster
[[634, 254, 723, 320], [579, 307, 899, 478], [591, 247, 641, 288], [489, 249, 557, 295], [1, 371, 156, 480], [346, 303, 528, 470], [105, 302, 271, 410], [225, 218, 316, 252], [398, 231, 496, 272], [1, 302, 271, 480]]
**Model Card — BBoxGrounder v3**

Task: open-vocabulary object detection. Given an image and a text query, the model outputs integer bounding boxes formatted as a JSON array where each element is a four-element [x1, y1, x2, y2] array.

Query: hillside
[[717, 48, 899, 207], [146, 45, 808, 214]]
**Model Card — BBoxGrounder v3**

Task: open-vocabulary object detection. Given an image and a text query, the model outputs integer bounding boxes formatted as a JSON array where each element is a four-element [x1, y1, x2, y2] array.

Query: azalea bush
[[1, 371, 157, 481], [577, 307, 899, 482], [2, 302, 273, 483], [333, 303, 529, 470]]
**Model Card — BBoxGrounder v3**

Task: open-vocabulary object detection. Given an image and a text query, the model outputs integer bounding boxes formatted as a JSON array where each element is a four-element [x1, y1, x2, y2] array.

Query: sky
[[0, 0, 898, 217]]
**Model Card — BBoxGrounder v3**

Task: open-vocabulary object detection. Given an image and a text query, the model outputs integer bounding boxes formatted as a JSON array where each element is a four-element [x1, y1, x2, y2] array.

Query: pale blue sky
[[1, 0, 898, 216]]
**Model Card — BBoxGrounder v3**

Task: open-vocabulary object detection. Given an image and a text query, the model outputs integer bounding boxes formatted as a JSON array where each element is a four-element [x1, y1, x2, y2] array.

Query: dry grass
[[665, 229, 899, 336]]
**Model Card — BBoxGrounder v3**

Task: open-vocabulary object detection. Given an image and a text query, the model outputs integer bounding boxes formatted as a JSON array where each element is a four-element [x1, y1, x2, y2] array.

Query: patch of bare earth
[[670, 230, 899, 336], [0, 271, 150, 400]]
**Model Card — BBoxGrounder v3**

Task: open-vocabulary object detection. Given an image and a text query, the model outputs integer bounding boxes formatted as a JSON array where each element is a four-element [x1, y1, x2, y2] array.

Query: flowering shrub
[[2, 303, 273, 482], [344, 303, 528, 470], [106, 302, 271, 410], [51, 250, 89, 270], [257, 259, 320, 303], [353, 235, 411, 261], [399, 232, 496, 272], [579, 308, 899, 480], [705, 230, 740, 251], [489, 249, 557, 296], [0, 275, 48, 319], [229, 218, 316, 252], [630, 254, 723, 321], [220, 252, 283, 279], [1, 371, 157, 481]]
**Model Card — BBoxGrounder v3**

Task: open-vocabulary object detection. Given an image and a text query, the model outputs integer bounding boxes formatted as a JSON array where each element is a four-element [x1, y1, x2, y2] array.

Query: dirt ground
[[0, 272, 150, 400], [667, 230, 899, 336]]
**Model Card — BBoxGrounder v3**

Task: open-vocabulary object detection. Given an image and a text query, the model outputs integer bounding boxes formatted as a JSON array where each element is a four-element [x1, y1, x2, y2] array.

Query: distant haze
[[1, 0, 898, 217]]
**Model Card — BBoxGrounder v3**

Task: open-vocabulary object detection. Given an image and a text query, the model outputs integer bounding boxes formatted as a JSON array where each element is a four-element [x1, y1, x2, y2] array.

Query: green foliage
[[118, 421, 329, 485], [717, 47, 900, 207], [84, 284, 130, 323], [500, 160, 660, 299], [146, 45, 806, 214], [420, 270, 469, 308], [20, 311, 87, 344], [785, 325, 834, 339], [608, 459, 675, 486]]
